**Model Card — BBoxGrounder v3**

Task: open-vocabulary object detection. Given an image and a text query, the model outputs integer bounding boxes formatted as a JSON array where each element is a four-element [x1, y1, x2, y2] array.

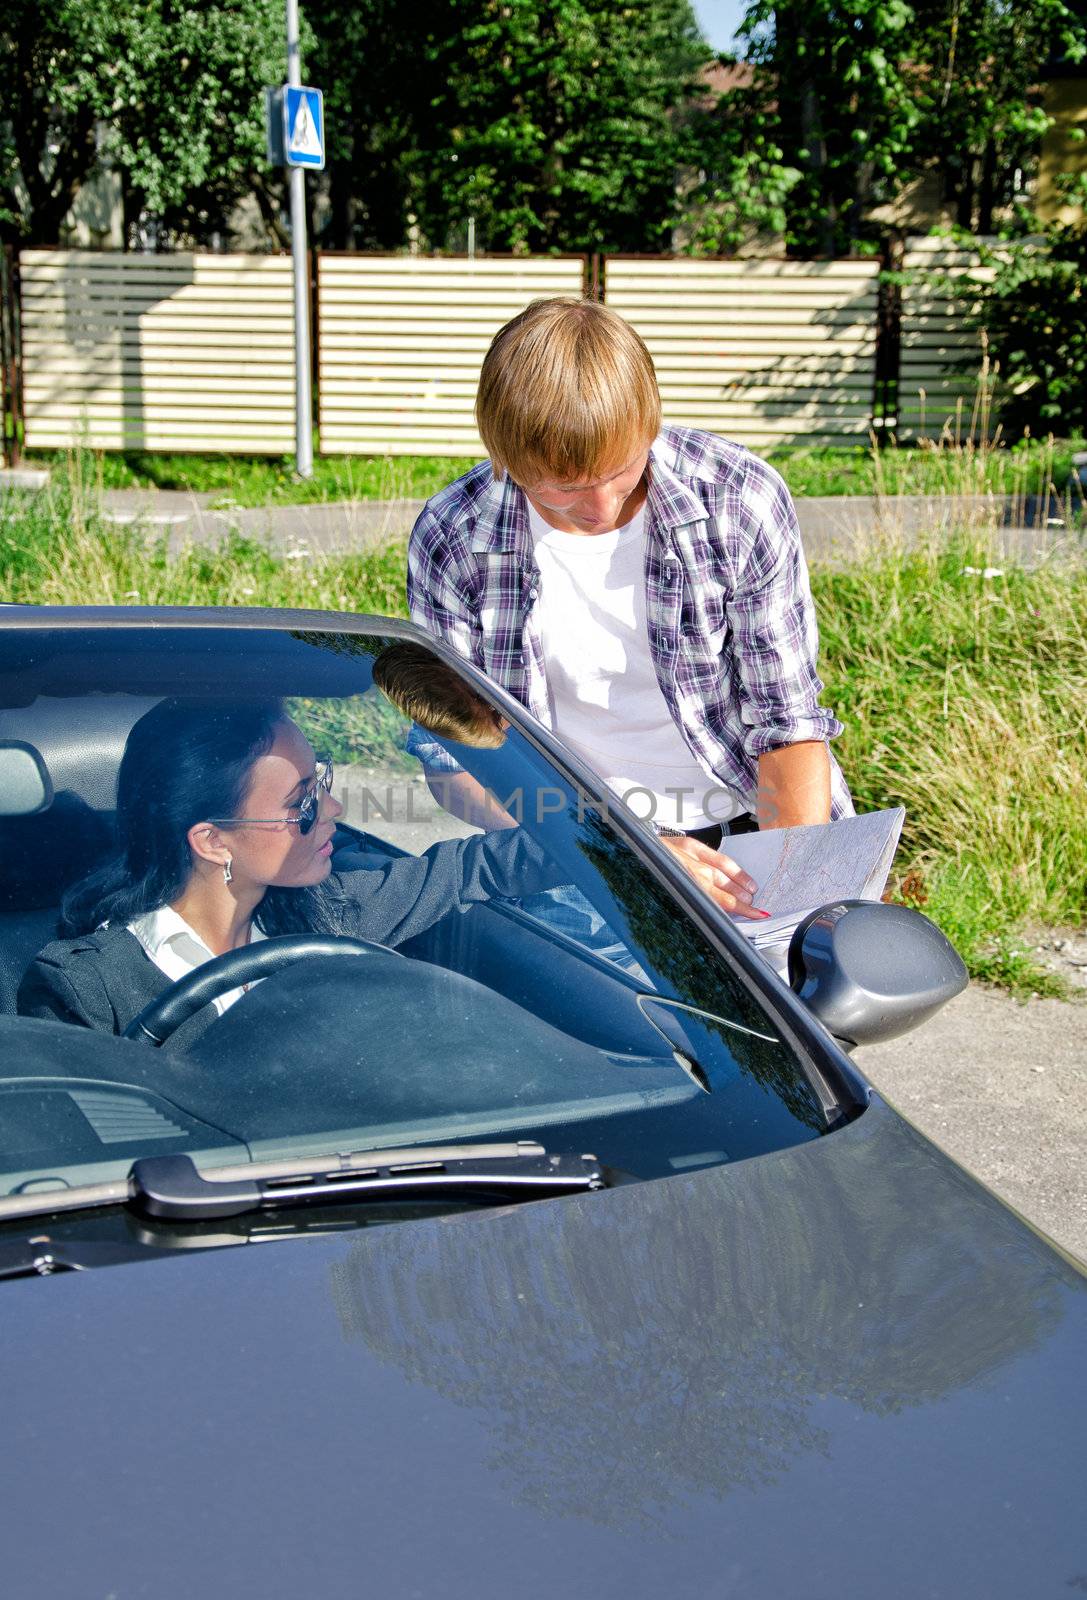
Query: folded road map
[[721, 807, 906, 970]]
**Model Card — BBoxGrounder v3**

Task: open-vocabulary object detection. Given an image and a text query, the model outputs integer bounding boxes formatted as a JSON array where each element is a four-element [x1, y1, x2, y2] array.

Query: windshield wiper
[[0, 1142, 606, 1227], [131, 1143, 605, 1221]]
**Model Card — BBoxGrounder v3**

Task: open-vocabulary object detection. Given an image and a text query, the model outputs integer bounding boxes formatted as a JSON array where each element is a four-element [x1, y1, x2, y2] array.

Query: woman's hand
[[659, 835, 767, 919]]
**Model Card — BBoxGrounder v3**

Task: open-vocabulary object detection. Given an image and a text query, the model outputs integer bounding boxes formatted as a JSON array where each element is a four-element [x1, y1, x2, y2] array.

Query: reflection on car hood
[[2, 1094, 1085, 1600]]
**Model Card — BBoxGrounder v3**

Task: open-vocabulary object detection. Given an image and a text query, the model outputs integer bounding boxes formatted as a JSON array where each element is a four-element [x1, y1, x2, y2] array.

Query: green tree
[[407, 0, 709, 254], [688, 0, 1086, 258], [0, 0, 112, 245], [674, 76, 802, 255], [909, 0, 1086, 234], [0, 0, 287, 248], [308, 0, 419, 250], [963, 175, 1087, 434], [731, 0, 923, 257]]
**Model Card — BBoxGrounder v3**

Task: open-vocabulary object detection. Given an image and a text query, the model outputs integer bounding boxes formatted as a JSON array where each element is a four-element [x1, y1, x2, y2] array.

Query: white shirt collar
[[126, 905, 266, 1015]]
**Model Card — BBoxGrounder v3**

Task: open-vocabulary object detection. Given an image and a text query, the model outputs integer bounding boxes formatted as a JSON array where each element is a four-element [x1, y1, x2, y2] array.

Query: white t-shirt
[[527, 501, 743, 829], [127, 905, 267, 1015]]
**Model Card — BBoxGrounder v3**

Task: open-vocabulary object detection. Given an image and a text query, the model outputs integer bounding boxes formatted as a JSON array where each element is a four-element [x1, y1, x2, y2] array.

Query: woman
[[18, 697, 557, 1042]]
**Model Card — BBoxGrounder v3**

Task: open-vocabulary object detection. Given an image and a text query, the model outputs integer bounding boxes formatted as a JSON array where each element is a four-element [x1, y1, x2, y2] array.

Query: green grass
[[768, 437, 1086, 501], [23, 434, 1086, 507], [288, 693, 416, 773], [814, 531, 1087, 994], [25, 448, 478, 507], [0, 466, 408, 614], [3, 461, 1085, 995]]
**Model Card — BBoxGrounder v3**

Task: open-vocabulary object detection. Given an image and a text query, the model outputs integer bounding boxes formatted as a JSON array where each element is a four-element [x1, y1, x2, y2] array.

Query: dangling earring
[[223, 857, 233, 886]]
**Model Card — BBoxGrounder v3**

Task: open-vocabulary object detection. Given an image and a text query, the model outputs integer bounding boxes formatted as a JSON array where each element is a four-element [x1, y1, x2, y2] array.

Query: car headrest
[[0, 777, 115, 914], [0, 695, 159, 813]]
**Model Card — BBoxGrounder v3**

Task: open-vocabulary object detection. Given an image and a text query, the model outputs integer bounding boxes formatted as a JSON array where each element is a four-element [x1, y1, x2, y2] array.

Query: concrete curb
[[0, 467, 50, 492]]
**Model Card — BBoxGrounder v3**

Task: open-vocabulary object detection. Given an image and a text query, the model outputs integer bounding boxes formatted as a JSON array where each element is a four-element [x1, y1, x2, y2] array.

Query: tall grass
[[815, 530, 1087, 991], [2, 456, 1084, 993], [773, 433, 1085, 505], [0, 465, 408, 615]]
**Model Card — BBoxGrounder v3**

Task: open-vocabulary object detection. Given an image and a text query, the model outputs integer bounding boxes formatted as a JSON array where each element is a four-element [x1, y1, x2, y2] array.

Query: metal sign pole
[[286, 0, 313, 478]]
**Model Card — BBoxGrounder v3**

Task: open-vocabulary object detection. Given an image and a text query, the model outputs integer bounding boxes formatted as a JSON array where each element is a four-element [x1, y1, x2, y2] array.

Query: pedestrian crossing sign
[[283, 86, 325, 170]]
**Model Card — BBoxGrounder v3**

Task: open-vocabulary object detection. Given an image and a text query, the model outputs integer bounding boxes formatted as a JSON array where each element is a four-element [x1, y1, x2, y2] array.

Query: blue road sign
[[283, 86, 325, 170]]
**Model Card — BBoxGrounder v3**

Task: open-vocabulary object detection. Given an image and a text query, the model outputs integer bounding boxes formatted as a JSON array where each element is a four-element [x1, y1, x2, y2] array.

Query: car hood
[[2, 1093, 1085, 1600]]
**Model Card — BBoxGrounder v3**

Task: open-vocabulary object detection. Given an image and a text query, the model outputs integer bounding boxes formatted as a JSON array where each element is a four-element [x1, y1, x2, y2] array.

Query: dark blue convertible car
[[0, 608, 1083, 1599]]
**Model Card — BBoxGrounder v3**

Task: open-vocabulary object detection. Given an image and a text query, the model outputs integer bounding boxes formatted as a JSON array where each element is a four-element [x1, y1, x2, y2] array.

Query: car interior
[[0, 687, 677, 1054]]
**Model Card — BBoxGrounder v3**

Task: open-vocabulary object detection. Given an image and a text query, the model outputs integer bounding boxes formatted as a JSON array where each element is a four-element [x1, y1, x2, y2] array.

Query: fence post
[[876, 230, 904, 445], [587, 253, 603, 302], [0, 245, 23, 468]]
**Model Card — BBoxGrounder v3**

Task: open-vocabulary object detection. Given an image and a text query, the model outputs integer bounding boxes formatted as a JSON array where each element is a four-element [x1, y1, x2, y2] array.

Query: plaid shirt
[[406, 426, 852, 818]]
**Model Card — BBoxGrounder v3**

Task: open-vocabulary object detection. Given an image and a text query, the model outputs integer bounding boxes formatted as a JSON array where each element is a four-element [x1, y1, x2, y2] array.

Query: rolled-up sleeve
[[405, 721, 461, 774], [725, 460, 842, 758]]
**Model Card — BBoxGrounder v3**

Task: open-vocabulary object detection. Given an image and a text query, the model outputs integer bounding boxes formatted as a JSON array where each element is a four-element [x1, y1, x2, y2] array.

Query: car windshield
[[0, 620, 836, 1214]]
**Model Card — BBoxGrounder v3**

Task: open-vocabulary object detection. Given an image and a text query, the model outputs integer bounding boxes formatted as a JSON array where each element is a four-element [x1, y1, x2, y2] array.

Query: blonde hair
[[475, 297, 661, 484], [372, 643, 507, 749]]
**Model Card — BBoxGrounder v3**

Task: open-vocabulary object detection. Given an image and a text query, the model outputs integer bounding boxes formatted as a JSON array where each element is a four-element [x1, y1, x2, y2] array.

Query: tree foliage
[[414, 0, 707, 253], [308, 0, 419, 251], [311, 0, 708, 255], [1, 0, 115, 245], [3, 0, 1085, 259], [909, 0, 1086, 233], [968, 176, 1087, 434], [0, 0, 287, 247], [673, 92, 803, 257], [681, 0, 1086, 258], [739, 0, 922, 256]]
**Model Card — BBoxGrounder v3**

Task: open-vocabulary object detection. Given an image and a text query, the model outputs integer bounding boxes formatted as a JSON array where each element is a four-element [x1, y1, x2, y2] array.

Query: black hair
[[60, 698, 347, 939]]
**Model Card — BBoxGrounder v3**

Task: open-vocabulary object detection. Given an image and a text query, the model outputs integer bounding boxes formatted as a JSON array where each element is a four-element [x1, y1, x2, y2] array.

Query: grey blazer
[[18, 829, 560, 1041]]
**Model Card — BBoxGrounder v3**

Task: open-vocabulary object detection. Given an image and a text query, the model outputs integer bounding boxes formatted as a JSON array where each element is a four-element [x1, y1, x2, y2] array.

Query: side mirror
[[788, 899, 968, 1049]]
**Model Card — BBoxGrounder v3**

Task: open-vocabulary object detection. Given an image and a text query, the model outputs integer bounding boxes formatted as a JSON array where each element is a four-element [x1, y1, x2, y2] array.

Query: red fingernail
[[750, 907, 771, 918]]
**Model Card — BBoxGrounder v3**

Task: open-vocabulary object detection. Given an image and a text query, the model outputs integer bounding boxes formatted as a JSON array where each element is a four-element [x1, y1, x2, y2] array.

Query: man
[[407, 297, 851, 917]]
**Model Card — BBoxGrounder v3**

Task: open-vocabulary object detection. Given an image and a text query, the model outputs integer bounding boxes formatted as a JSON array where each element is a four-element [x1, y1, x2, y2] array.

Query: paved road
[[857, 987, 1087, 1265], [94, 487, 1084, 566]]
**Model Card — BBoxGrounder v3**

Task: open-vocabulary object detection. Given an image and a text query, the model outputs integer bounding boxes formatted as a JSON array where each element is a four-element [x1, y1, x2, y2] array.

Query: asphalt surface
[[94, 487, 1084, 566], [857, 988, 1087, 1265]]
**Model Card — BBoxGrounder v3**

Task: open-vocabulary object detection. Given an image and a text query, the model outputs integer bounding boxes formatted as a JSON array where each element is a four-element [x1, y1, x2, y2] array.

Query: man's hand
[[659, 834, 766, 918]]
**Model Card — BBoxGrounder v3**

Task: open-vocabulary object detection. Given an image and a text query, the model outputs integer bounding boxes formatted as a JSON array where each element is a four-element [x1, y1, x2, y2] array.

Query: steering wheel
[[123, 934, 400, 1046]]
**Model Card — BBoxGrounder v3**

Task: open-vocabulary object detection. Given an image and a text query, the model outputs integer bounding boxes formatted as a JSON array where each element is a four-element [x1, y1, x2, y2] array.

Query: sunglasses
[[209, 757, 334, 838]]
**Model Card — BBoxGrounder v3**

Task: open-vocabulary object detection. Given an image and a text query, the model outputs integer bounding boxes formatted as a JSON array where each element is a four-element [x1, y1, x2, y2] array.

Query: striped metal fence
[[15, 244, 997, 457], [604, 256, 881, 447], [897, 236, 996, 443], [317, 254, 586, 457], [19, 251, 296, 453]]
